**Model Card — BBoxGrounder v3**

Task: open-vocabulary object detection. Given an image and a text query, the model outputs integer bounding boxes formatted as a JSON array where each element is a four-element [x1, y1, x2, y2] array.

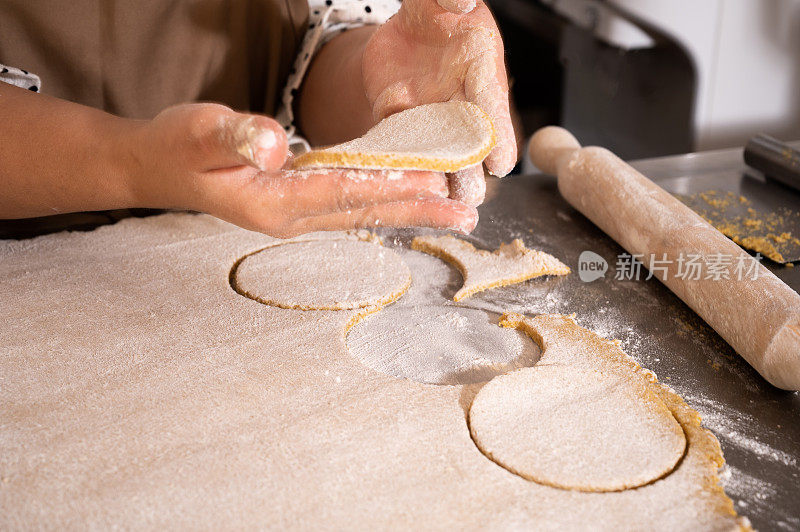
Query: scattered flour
[[346, 248, 540, 385], [687, 394, 797, 468]]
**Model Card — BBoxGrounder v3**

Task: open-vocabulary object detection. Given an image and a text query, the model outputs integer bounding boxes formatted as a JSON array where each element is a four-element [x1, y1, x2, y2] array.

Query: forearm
[[0, 83, 140, 219], [297, 25, 376, 146]]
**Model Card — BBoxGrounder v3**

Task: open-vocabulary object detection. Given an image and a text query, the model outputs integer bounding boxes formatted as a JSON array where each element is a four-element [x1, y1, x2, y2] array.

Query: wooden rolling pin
[[529, 126, 800, 391]]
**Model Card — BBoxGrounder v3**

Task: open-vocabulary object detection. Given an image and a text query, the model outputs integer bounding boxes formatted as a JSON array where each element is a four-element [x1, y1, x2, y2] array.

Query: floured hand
[[128, 104, 477, 238], [363, 0, 517, 201]]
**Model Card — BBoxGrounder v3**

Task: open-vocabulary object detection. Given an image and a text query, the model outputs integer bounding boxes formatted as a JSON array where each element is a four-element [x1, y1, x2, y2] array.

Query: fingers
[[463, 33, 517, 177], [191, 166, 452, 237], [385, 0, 518, 176], [447, 164, 486, 206], [480, 96, 517, 177], [281, 197, 479, 237], [279, 168, 449, 217]]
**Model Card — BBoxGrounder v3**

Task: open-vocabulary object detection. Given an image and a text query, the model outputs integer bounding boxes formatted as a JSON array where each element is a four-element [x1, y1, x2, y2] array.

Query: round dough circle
[[347, 306, 540, 385], [232, 240, 411, 310], [469, 365, 686, 492]]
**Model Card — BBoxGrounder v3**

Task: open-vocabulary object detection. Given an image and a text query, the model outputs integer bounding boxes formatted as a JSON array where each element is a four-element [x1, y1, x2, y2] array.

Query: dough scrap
[[346, 306, 540, 385], [411, 234, 570, 301], [469, 365, 686, 491], [230, 239, 411, 310], [469, 313, 745, 526], [290, 102, 496, 173]]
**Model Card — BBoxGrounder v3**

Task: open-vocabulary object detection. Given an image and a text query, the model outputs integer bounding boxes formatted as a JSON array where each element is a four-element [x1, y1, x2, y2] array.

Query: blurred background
[[490, 0, 800, 161]]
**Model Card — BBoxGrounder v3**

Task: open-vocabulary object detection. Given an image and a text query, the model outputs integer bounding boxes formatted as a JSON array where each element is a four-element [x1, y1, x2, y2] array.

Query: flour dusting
[[346, 248, 540, 385]]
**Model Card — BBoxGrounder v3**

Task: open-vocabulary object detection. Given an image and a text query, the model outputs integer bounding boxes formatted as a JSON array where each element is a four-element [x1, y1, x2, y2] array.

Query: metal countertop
[[414, 145, 798, 530]]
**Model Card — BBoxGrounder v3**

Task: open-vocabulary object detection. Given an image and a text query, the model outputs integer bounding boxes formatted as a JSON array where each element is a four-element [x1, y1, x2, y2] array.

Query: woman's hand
[[299, 0, 516, 206], [128, 104, 478, 238], [364, 0, 516, 177]]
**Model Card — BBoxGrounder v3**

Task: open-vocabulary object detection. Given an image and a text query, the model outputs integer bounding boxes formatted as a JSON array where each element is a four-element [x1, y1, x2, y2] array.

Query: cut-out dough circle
[[347, 306, 540, 385], [232, 240, 411, 310], [469, 365, 687, 492]]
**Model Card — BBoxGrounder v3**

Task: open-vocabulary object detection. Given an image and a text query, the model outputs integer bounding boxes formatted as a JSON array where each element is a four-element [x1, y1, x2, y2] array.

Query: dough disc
[[231, 240, 411, 310], [347, 306, 540, 385], [290, 102, 496, 173], [469, 365, 687, 492]]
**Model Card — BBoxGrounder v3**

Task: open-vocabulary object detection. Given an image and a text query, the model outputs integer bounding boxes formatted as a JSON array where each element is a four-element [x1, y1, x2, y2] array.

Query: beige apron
[[0, 0, 308, 237]]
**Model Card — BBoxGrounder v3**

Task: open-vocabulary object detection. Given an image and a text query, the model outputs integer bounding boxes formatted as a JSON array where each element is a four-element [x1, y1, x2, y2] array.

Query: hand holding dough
[[362, 0, 517, 177]]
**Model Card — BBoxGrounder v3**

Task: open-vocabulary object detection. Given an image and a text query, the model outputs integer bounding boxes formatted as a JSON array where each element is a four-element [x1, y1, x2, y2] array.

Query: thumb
[[214, 112, 289, 172]]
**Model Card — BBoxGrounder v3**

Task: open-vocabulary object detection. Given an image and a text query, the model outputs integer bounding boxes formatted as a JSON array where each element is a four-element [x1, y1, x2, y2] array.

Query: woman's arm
[[0, 83, 476, 236], [0, 83, 142, 218]]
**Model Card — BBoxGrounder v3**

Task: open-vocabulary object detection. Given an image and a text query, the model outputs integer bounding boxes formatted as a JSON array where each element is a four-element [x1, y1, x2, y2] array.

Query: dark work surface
[[435, 146, 798, 530]]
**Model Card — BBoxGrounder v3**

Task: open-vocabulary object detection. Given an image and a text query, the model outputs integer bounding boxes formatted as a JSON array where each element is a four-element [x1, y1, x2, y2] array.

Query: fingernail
[[232, 117, 275, 171], [252, 128, 278, 169], [436, 0, 476, 13]]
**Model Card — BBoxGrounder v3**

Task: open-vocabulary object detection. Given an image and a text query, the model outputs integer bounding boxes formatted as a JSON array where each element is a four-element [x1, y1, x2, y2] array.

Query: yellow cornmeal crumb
[[687, 191, 798, 263], [699, 191, 731, 210], [771, 232, 793, 243], [743, 218, 762, 229], [732, 235, 785, 263]]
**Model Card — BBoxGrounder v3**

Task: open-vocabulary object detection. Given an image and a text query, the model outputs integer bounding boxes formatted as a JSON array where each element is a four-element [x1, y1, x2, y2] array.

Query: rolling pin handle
[[528, 126, 581, 175]]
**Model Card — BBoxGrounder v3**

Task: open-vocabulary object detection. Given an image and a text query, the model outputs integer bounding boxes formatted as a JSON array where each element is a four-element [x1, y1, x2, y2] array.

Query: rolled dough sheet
[[290, 102, 496, 173], [412, 234, 571, 301], [231, 239, 410, 310], [0, 213, 749, 530]]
